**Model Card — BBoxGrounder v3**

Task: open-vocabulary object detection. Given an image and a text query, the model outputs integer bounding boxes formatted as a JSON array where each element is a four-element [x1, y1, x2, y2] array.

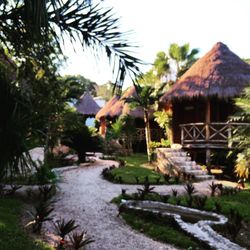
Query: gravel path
[[43, 158, 216, 250]]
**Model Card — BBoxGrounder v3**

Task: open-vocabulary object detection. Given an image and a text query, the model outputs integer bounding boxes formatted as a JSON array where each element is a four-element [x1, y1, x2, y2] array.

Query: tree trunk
[[144, 109, 152, 162], [77, 151, 86, 163]]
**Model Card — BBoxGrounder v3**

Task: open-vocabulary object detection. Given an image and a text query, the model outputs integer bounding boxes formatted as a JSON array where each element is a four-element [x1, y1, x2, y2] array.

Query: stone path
[[43, 158, 219, 250]]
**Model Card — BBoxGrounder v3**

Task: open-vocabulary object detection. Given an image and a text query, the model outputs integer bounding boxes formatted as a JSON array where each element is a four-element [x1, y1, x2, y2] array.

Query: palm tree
[[168, 43, 199, 78], [126, 84, 162, 162], [0, 0, 142, 89]]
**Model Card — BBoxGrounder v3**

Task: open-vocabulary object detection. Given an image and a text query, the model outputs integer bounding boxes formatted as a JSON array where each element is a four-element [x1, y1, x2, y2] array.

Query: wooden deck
[[180, 122, 249, 149]]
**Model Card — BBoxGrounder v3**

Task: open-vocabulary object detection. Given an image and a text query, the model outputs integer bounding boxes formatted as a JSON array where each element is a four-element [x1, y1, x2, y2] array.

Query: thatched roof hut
[[161, 42, 250, 102], [159, 42, 250, 164], [96, 86, 146, 120], [75, 91, 100, 117]]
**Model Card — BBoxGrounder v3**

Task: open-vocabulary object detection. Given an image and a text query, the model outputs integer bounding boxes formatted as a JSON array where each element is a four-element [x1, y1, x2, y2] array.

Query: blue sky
[[60, 0, 250, 88]]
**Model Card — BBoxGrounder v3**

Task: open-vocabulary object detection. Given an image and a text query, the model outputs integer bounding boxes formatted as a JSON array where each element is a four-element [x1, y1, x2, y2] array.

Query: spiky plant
[[184, 183, 197, 197], [209, 182, 218, 197], [30, 202, 54, 234], [70, 231, 94, 250], [54, 218, 79, 248]]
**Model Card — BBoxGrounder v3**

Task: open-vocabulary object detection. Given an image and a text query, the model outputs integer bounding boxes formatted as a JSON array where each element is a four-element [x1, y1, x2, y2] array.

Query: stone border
[[120, 200, 245, 250]]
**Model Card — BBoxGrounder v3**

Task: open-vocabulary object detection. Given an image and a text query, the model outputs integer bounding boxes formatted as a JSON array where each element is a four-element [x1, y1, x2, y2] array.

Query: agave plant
[[137, 182, 156, 200], [209, 182, 218, 197], [70, 231, 94, 250], [39, 184, 56, 202], [30, 202, 54, 234], [171, 189, 178, 197], [193, 196, 207, 210], [54, 218, 79, 248], [184, 183, 197, 197]]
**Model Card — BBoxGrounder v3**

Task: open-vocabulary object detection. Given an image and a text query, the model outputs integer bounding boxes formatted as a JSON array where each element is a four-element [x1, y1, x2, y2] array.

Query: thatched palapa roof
[[161, 42, 250, 102], [75, 91, 100, 116], [96, 86, 149, 120]]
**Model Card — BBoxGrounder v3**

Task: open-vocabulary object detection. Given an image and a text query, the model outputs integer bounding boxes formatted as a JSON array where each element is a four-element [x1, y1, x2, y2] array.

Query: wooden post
[[205, 99, 211, 169], [99, 117, 106, 137]]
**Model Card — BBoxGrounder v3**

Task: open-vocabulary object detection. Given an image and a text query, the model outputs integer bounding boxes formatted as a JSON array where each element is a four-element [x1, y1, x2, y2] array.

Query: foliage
[[103, 154, 166, 184], [153, 110, 172, 138], [150, 139, 170, 150], [95, 81, 114, 101], [29, 202, 54, 234], [62, 111, 104, 162], [0, 0, 142, 88], [35, 163, 57, 185], [126, 84, 164, 162], [231, 87, 250, 180], [0, 198, 52, 250], [184, 183, 197, 197], [69, 231, 94, 250], [168, 43, 199, 78], [0, 64, 34, 180], [54, 219, 78, 243], [119, 210, 203, 249], [60, 74, 98, 102], [137, 182, 156, 200]]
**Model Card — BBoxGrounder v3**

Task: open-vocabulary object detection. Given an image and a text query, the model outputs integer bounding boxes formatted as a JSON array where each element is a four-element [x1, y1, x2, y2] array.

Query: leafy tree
[[96, 81, 114, 101], [60, 75, 98, 101], [153, 51, 170, 81], [232, 87, 250, 180], [137, 69, 160, 86], [0, 0, 142, 175], [61, 111, 104, 162], [0, 63, 33, 179]]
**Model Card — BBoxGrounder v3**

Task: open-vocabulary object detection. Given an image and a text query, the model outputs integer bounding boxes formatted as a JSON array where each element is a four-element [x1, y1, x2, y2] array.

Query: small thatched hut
[[160, 42, 250, 164], [76, 91, 100, 117], [96, 86, 161, 146]]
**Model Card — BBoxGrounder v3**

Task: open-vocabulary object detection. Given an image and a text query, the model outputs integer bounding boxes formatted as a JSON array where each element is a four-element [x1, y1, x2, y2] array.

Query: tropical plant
[[0, 64, 34, 180], [231, 86, 250, 181], [153, 110, 173, 144], [184, 183, 197, 197], [126, 84, 163, 162], [193, 196, 207, 210], [0, 0, 142, 185], [54, 219, 79, 249], [70, 231, 94, 250], [0, 1, 142, 88], [39, 185, 56, 202], [168, 43, 199, 78], [137, 182, 156, 200], [209, 182, 218, 197], [29, 202, 54, 234], [62, 111, 104, 162]]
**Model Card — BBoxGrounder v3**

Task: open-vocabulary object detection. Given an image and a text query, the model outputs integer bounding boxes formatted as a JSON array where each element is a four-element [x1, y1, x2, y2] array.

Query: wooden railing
[[180, 122, 249, 148]]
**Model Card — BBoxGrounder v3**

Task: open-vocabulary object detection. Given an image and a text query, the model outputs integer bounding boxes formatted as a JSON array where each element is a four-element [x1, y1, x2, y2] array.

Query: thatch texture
[[96, 86, 149, 120], [76, 91, 100, 116], [95, 95, 120, 120], [161, 42, 250, 102]]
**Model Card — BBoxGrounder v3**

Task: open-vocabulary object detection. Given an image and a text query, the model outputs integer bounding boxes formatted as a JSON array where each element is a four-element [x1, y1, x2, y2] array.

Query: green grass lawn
[[0, 198, 52, 250], [121, 212, 204, 250], [110, 154, 166, 184]]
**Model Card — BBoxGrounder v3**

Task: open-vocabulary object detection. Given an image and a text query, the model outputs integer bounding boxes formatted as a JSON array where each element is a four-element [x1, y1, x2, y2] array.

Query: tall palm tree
[[126, 84, 162, 162], [168, 43, 199, 78], [0, 0, 142, 89]]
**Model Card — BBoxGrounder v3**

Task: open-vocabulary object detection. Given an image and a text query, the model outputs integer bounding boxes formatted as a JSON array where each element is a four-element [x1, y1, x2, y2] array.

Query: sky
[[60, 0, 250, 89]]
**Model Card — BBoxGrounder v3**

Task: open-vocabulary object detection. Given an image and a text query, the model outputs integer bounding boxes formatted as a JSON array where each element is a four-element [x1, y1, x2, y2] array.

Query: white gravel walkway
[[43, 158, 216, 250]]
